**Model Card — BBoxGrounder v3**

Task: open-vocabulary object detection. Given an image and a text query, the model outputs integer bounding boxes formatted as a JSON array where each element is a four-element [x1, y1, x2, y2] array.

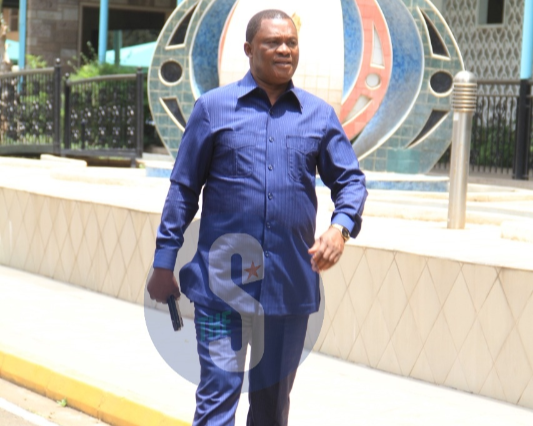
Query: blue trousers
[[193, 303, 309, 426]]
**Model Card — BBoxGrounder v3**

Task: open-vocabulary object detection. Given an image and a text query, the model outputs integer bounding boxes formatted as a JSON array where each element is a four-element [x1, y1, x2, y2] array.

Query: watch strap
[[330, 223, 350, 242]]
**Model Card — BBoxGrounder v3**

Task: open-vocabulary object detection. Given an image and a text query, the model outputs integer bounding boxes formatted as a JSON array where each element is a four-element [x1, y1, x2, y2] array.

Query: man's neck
[[251, 73, 291, 106]]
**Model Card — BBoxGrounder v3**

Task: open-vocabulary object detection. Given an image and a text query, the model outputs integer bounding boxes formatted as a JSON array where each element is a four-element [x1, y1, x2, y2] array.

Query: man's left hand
[[308, 227, 345, 272]]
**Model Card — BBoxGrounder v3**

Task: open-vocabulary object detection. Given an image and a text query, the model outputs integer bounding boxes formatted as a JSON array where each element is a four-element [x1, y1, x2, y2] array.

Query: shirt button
[[268, 164, 273, 171], [269, 110, 274, 116], [269, 136, 274, 142], [265, 251, 270, 258], [266, 222, 271, 229], [268, 193, 273, 200]]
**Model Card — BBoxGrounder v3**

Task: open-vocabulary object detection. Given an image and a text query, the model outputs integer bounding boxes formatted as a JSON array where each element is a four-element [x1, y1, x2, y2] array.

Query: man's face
[[244, 18, 299, 87]]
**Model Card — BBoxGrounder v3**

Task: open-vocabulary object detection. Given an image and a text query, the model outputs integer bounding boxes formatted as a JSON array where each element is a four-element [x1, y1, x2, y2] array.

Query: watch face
[[343, 229, 350, 241]]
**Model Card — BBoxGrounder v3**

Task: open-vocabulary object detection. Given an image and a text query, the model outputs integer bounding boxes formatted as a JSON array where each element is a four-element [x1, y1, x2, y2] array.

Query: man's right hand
[[147, 268, 181, 303]]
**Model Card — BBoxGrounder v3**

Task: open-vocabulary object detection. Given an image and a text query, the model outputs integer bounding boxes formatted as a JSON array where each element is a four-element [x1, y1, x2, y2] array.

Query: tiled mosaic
[[2, 185, 533, 410], [192, 0, 238, 95], [340, 0, 363, 99], [358, 0, 463, 173], [148, 0, 235, 158], [350, 0, 421, 162], [148, 0, 464, 174], [340, 0, 393, 141]]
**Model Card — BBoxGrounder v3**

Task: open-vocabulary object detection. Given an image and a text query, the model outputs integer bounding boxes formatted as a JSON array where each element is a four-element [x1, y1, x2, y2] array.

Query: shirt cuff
[[153, 248, 178, 271], [331, 213, 355, 234]]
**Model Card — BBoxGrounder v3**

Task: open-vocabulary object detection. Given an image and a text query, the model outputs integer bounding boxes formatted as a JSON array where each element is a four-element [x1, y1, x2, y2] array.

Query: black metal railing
[[470, 80, 520, 174], [63, 70, 144, 162], [0, 60, 146, 162], [436, 79, 533, 178], [0, 60, 61, 154]]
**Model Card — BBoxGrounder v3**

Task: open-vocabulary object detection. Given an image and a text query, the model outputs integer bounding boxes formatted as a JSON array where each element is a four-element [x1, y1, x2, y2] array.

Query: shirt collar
[[237, 70, 303, 111]]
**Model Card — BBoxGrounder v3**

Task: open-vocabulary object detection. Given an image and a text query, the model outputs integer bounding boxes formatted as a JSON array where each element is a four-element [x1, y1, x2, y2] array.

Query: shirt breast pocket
[[286, 136, 320, 183], [218, 132, 255, 178]]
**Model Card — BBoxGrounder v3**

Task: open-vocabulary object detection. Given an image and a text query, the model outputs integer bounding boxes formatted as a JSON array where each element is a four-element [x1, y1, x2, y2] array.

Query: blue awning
[[6, 39, 19, 62], [2, 39, 155, 67], [105, 41, 156, 68]]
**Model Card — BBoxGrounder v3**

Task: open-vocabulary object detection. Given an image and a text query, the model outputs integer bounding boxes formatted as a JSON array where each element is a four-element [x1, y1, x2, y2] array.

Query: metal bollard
[[447, 71, 477, 229]]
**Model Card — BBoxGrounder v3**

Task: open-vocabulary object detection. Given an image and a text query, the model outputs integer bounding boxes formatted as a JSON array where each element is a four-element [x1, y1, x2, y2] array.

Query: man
[[148, 9, 367, 426]]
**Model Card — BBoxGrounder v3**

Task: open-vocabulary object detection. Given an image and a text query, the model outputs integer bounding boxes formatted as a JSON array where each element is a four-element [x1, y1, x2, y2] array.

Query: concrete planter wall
[[1, 184, 533, 410]]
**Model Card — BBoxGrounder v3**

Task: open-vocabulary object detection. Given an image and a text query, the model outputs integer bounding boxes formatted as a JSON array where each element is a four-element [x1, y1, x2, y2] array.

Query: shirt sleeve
[[317, 106, 368, 239], [153, 97, 214, 270], [331, 213, 355, 234]]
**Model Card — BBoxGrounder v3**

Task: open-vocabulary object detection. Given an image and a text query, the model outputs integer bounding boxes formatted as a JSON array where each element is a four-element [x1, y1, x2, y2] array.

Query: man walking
[[148, 9, 367, 425]]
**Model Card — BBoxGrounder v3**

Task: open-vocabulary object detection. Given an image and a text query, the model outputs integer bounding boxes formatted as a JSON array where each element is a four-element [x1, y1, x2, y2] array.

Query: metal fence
[[1, 64, 533, 176], [470, 80, 519, 174], [0, 61, 145, 163], [436, 79, 533, 177], [64, 70, 144, 163], [0, 60, 61, 155]]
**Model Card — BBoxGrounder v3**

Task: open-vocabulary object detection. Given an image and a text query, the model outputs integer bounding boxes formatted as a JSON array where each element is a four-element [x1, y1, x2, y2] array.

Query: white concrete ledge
[[501, 220, 533, 243]]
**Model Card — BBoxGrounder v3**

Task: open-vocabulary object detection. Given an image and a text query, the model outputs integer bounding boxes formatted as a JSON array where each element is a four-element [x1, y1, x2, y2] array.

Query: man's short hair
[[246, 9, 294, 43]]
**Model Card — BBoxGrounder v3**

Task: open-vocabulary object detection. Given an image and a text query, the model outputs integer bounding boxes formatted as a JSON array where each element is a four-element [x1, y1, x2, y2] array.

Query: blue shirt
[[154, 71, 367, 315]]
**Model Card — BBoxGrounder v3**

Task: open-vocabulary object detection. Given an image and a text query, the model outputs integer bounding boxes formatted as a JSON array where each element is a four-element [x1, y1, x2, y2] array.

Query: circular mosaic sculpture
[[149, 0, 463, 173]]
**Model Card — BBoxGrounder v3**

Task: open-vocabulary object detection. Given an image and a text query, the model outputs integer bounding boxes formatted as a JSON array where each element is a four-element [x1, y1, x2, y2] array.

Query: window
[[81, 6, 166, 60], [478, 0, 505, 26], [9, 9, 18, 33], [1, 8, 18, 33]]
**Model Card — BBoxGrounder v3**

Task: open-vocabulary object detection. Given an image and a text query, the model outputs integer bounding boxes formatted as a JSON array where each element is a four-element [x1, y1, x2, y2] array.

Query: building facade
[[442, 0, 524, 80], [3, 1, 525, 79], [21, 0, 176, 67]]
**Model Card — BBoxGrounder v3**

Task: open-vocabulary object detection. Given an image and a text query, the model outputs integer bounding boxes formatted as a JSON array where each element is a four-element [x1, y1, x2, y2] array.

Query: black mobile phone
[[167, 296, 184, 331]]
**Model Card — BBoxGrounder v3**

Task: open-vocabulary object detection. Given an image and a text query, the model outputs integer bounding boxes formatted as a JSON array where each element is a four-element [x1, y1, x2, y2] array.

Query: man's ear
[[244, 42, 252, 59]]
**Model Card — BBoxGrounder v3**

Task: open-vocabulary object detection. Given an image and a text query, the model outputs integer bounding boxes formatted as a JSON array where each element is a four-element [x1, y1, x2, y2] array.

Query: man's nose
[[277, 43, 290, 54]]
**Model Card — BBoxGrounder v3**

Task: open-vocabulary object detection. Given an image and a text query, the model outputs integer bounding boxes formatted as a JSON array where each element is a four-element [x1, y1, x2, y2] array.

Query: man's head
[[244, 10, 299, 89]]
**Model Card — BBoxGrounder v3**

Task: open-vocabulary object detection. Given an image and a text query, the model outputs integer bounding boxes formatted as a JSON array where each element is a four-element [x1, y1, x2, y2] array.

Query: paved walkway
[[0, 377, 108, 426], [1, 265, 533, 426]]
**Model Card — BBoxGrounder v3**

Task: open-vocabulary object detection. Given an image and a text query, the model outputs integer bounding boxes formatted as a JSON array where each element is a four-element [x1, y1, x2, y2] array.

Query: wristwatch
[[330, 224, 350, 243]]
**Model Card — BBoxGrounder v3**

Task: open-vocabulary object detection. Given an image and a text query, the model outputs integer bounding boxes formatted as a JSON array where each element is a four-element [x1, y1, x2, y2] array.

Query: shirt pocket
[[218, 131, 255, 178], [286, 135, 320, 183]]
